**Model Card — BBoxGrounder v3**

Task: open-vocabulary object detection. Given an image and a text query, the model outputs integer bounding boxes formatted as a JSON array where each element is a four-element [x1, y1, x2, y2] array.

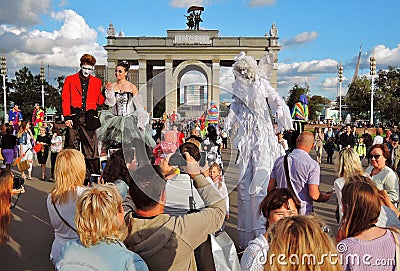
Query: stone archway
[[104, 25, 280, 118], [167, 60, 213, 115]]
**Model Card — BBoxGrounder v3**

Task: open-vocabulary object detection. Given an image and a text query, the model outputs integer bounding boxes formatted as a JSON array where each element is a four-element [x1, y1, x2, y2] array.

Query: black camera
[[169, 142, 207, 168], [13, 176, 24, 189]]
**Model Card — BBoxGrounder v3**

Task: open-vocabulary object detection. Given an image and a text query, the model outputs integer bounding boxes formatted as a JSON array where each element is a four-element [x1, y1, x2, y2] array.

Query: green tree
[[308, 95, 331, 121], [286, 83, 309, 110], [9, 67, 62, 120], [374, 66, 400, 125], [345, 76, 371, 120]]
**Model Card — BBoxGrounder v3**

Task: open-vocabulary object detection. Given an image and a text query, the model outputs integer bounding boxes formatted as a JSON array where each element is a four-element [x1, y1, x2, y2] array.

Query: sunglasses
[[115, 69, 125, 74], [368, 154, 382, 160]]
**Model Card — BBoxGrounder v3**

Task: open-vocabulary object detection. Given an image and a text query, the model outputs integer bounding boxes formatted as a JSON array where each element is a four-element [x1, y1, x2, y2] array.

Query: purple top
[[338, 229, 397, 271], [270, 149, 320, 214]]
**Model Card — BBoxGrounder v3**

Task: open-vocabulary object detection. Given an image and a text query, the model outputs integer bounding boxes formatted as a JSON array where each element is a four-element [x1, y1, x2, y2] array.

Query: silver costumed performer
[[225, 52, 293, 248]]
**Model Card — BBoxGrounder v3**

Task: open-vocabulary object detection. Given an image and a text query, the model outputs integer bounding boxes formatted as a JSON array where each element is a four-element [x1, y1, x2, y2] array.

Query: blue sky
[[0, 0, 399, 101]]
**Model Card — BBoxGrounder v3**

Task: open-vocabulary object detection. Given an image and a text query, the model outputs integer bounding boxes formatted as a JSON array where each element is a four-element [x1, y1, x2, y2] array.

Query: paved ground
[[0, 144, 347, 271]]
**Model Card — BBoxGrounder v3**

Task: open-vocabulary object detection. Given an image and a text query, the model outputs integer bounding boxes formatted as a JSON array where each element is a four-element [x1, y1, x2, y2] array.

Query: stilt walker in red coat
[[62, 54, 105, 184]]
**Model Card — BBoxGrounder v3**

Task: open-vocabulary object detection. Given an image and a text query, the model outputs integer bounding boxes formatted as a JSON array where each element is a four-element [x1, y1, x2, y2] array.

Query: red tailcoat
[[62, 72, 105, 120]]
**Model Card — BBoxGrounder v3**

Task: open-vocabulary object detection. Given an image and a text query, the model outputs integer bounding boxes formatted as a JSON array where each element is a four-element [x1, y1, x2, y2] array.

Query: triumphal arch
[[103, 14, 281, 117]]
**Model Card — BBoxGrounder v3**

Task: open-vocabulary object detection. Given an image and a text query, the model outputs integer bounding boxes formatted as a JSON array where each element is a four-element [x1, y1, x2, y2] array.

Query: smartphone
[[108, 148, 120, 158], [124, 147, 137, 165], [90, 174, 101, 185], [13, 176, 24, 189], [199, 152, 207, 167]]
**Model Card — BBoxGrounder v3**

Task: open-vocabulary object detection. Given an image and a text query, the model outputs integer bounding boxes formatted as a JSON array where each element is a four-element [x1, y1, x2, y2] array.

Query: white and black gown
[[97, 90, 156, 162]]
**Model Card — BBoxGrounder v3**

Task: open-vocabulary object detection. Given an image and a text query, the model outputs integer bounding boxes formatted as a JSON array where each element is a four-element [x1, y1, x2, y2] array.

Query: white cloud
[[170, 0, 207, 8], [0, 0, 52, 27], [282, 31, 318, 46], [372, 44, 400, 68], [278, 58, 338, 75], [0, 9, 106, 72], [247, 0, 276, 7], [321, 77, 339, 89]]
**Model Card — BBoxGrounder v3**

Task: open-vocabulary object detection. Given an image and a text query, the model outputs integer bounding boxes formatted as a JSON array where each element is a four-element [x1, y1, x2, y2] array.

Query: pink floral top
[[51, 135, 63, 153]]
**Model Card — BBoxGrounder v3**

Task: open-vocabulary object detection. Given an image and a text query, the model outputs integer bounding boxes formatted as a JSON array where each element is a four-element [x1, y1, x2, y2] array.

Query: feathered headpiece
[[233, 51, 258, 81]]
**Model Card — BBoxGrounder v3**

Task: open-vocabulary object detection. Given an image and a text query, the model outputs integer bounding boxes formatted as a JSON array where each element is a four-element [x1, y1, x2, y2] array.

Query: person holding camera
[[124, 150, 226, 271], [163, 142, 206, 216], [0, 169, 25, 245]]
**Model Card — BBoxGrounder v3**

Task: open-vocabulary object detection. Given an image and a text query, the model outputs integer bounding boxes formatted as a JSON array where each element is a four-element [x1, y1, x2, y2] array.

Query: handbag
[[210, 232, 241, 271], [17, 160, 30, 172]]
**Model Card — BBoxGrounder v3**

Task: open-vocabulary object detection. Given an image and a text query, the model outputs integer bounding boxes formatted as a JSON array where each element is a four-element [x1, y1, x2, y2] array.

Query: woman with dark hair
[[100, 149, 132, 200], [101, 149, 132, 185], [201, 124, 223, 168], [240, 188, 300, 271], [97, 61, 155, 166], [1, 126, 17, 170], [365, 144, 399, 206], [337, 176, 400, 271]]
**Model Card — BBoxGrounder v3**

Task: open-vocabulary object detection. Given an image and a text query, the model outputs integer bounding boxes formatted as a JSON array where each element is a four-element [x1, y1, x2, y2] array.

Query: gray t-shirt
[[271, 149, 320, 214]]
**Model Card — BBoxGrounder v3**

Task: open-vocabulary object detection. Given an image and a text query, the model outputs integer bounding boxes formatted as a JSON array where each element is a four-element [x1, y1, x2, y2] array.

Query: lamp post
[[337, 63, 343, 124], [1, 55, 6, 122], [40, 62, 45, 109], [369, 56, 376, 126]]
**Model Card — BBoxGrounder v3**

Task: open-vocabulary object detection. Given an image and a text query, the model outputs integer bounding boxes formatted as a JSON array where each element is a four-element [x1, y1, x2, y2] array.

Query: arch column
[[165, 60, 174, 115], [211, 59, 220, 106], [138, 59, 147, 105]]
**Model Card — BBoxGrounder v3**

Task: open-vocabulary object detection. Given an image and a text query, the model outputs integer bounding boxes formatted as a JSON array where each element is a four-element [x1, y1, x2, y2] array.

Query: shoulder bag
[[283, 153, 301, 203], [52, 200, 77, 232]]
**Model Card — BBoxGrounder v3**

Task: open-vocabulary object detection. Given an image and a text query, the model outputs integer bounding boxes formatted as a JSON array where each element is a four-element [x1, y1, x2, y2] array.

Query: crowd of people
[[3, 52, 400, 271]]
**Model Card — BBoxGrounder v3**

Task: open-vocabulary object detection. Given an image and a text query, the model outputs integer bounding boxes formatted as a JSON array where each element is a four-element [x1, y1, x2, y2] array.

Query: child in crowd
[[324, 137, 335, 164], [277, 131, 288, 153], [353, 136, 367, 161], [207, 162, 229, 223]]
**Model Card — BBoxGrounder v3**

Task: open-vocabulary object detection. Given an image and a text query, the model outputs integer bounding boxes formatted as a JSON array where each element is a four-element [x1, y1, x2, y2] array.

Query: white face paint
[[81, 65, 94, 77]]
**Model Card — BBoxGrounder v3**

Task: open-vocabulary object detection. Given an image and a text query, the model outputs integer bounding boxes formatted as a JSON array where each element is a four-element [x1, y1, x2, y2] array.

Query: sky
[[0, 0, 400, 102]]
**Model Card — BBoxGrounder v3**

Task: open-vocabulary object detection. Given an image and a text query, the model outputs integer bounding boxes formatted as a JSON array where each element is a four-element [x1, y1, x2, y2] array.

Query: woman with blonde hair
[[266, 215, 342, 271], [337, 176, 400, 271], [334, 147, 400, 227], [56, 185, 148, 270], [333, 147, 364, 221], [46, 149, 87, 265]]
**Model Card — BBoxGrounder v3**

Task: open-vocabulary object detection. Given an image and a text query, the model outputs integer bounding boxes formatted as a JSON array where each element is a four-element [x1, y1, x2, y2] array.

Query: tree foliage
[[285, 84, 330, 121], [8, 67, 62, 121], [346, 66, 400, 125], [286, 83, 309, 110], [308, 95, 331, 121], [345, 76, 372, 119]]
